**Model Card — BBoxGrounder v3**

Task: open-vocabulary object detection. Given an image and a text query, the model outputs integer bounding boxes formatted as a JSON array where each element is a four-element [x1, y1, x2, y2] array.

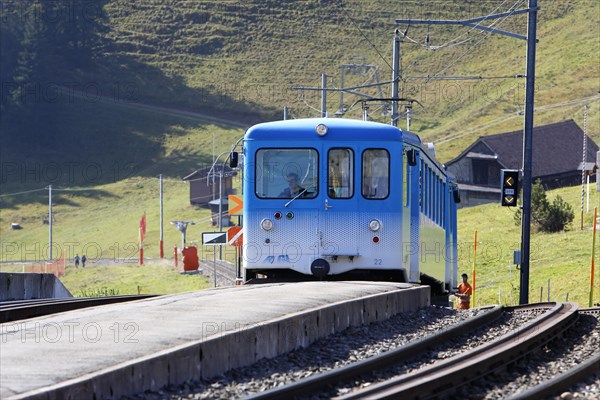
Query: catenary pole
[[519, 0, 538, 305], [159, 174, 164, 258], [391, 29, 401, 127], [396, 0, 539, 304], [321, 73, 327, 117]]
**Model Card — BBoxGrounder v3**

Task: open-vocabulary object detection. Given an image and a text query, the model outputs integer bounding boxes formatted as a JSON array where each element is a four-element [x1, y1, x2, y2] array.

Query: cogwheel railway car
[[239, 118, 460, 296]]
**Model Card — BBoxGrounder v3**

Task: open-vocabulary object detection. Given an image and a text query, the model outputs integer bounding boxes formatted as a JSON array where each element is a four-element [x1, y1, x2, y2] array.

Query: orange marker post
[[472, 230, 477, 308], [174, 246, 178, 269], [590, 208, 597, 307]]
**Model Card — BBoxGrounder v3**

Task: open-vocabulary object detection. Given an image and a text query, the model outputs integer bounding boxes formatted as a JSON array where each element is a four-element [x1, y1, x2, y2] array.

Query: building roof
[[448, 120, 599, 178]]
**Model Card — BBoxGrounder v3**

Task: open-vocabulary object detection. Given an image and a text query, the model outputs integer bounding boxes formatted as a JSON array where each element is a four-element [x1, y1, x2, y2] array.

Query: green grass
[[458, 185, 600, 308], [0, 260, 212, 296], [60, 260, 211, 297], [0, 175, 242, 261]]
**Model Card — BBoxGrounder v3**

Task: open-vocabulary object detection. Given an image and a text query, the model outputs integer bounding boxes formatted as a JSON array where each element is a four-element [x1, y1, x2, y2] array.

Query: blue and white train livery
[[241, 118, 460, 295]]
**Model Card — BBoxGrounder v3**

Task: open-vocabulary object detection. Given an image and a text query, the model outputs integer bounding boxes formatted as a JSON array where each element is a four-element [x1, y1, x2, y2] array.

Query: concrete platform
[[0, 281, 429, 399]]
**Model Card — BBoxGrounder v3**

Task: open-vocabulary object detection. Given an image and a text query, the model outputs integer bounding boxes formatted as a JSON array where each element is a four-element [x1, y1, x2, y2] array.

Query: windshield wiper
[[284, 186, 312, 207]]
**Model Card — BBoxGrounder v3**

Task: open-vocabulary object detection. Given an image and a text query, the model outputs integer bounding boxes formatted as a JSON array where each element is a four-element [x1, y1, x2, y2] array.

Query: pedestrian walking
[[74, 254, 80, 268]]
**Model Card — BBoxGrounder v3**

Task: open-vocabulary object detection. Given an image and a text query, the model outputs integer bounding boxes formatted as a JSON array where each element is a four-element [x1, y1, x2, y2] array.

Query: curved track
[[507, 307, 600, 400], [247, 303, 578, 400]]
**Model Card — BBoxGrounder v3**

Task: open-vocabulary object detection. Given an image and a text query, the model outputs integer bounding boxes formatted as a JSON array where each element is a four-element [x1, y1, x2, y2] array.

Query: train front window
[[255, 148, 318, 199], [362, 149, 390, 199], [328, 148, 353, 198]]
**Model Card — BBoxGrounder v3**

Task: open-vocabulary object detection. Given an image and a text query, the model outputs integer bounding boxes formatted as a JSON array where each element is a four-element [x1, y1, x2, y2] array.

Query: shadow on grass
[[0, 1, 277, 199]]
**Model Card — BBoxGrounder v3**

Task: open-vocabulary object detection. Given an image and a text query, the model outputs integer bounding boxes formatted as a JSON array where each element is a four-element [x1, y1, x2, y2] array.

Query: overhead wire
[[424, 0, 527, 82], [0, 187, 48, 198], [435, 94, 600, 145], [429, 0, 512, 50], [336, 0, 393, 71], [400, 0, 524, 78]]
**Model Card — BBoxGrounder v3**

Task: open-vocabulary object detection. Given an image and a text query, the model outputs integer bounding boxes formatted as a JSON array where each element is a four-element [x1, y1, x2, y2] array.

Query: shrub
[[514, 180, 574, 232]]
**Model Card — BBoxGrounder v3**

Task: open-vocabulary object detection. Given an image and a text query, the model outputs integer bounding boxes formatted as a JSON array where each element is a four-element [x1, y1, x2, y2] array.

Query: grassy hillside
[[96, 0, 599, 161], [2, 0, 597, 176], [458, 186, 600, 307], [0, 100, 244, 263]]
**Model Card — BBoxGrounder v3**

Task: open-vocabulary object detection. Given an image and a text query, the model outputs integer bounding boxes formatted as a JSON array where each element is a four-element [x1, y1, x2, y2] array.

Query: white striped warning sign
[[202, 232, 227, 245], [227, 226, 243, 246]]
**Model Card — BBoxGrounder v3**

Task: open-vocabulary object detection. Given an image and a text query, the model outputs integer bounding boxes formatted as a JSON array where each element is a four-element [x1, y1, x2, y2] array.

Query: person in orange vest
[[456, 273, 473, 309]]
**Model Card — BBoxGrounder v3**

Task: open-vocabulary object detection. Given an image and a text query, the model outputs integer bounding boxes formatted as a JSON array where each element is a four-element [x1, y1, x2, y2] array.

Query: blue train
[[240, 118, 460, 295]]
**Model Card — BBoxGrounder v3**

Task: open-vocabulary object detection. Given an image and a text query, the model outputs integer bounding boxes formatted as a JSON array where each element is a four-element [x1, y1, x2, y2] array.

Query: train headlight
[[315, 123, 328, 136], [261, 218, 274, 231], [369, 219, 382, 232]]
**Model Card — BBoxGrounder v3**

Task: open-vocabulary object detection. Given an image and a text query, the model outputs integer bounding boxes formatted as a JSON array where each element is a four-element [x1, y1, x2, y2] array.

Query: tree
[[514, 180, 574, 232]]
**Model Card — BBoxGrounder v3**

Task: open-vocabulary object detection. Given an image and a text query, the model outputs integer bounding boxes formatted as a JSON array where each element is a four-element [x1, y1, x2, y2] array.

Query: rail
[[246, 303, 575, 400], [338, 302, 578, 399], [508, 307, 600, 400], [245, 305, 503, 400]]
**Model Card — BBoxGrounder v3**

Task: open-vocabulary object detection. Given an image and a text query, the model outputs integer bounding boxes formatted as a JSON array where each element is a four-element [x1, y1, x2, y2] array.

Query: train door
[[316, 146, 359, 260], [408, 149, 421, 282], [315, 145, 396, 273]]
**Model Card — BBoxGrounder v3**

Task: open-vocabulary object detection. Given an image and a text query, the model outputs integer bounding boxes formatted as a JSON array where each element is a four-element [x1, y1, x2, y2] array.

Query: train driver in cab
[[279, 172, 305, 198]]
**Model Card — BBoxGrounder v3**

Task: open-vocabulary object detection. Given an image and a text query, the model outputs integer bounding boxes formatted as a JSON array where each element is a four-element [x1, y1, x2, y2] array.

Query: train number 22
[[374, 259, 383, 265]]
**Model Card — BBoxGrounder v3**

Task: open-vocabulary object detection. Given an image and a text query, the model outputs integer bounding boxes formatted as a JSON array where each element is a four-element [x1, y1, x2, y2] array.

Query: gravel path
[[123, 306, 546, 399]]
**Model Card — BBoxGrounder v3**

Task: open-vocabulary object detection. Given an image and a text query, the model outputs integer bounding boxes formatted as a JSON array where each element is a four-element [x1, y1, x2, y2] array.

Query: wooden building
[[446, 120, 598, 207], [182, 165, 237, 206]]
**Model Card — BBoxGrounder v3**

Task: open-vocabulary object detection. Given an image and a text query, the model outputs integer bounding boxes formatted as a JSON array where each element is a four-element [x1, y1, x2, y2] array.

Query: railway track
[[200, 259, 237, 286], [243, 303, 600, 400], [337, 302, 578, 399], [0, 295, 156, 323], [507, 307, 600, 400]]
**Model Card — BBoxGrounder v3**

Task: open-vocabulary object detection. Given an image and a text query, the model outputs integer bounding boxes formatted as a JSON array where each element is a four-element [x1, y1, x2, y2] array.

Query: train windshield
[[255, 148, 318, 199]]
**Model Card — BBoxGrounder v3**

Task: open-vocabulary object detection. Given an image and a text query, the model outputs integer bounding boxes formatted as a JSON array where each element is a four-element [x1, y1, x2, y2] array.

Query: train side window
[[428, 167, 432, 218], [426, 166, 431, 218], [362, 149, 389, 199], [438, 178, 442, 224], [419, 160, 425, 212], [434, 174, 438, 223], [436, 176, 440, 224], [441, 180, 446, 228], [328, 148, 354, 198], [403, 149, 409, 207]]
